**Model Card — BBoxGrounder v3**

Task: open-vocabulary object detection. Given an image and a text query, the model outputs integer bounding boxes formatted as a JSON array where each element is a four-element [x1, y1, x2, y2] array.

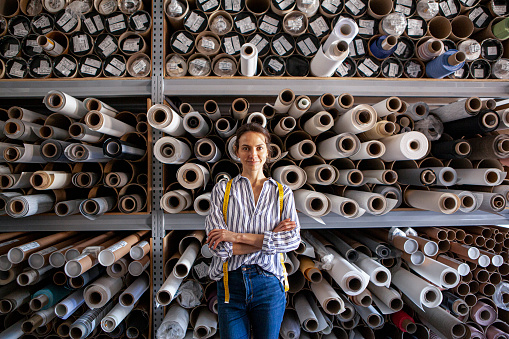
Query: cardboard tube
[[246, 0, 270, 15], [157, 273, 184, 305], [317, 133, 360, 160], [8, 231, 77, 264], [408, 256, 460, 289], [392, 267, 442, 308], [299, 256, 322, 283], [372, 97, 402, 118], [37, 31, 67, 56], [272, 164, 307, 190], [98, 231, 148, 267], [129, 253, 149, 276], [7, 106, 46, 122], [294, 189, 331, 218], [427, 15, 452, 39], [358, 121, 396, 141], [367, 0, 393, 19], [450, 15, 474, 41]]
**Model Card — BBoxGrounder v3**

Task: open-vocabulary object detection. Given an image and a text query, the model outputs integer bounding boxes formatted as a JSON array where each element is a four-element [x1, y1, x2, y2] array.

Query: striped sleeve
[[262, 186, 301, 255], [204, 181, 233, 261]]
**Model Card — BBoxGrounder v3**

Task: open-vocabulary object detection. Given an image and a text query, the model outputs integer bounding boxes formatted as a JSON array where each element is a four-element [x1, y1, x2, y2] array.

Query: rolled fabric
[[4, 119, 43, 142], [156, 272, 184, 305], [455, 168, 505, 186], [55, 288, 85, 320], [353, 303, 384, 330], [176, 163, 210, 189], [156, 304, 189, 339], [0, 172, 34, 189], [405, 190, 460, 214], [69, 299, 115, 339], [287, 139, 316, 160], [361, 170, 397, 185], [240, 43, 258, 76], [161, 189, 192, 214], [173, 242, 200, 279], [273, 116, 296, 137], [431, 139, 471, 159], [147, 104, 186, 136], [430, 97, 482, 123], [43, 90, 88, 119], [406, 102, 430, 121], [372, 185, 402, 209], [272, 165, 307, 190], [304, 164, 336, 185], [30, 171, 71, 190], [103, 138, 145, 161], [344, 190, 395, 216], [302, 111, 334, 136], [294, 189, 330, 219], [84, 98, 118, 117], [215, 117, 238, 138], [84, 274, 123, 309], [154, 137, 192, 164], [4, 144, 46, 163], [310, 279, 345, 315], [273, 89, 295, 114], [379, 131, 429, 161], [368, 283, 403, 312], [396, 168, 437, 186], [317, 133, 360, 159], [6, 193, 55, 218], [310, 40, 349, 77], [442, 110, 500, 139], [85, 111, 135, 137], [327, 248, 369, 296], [392, 267, 443, 308], [299, 256, 322, 283], [193, 307, 218, 338], [195, 138, 222, 163], [288, 95, 311, 119], [356, 252, 391, 287], [183, 112, 210, 137], [79, 196, 116, 220], [7, 106, 47, 122], [65, 144, 111, 162], [358, 121, 396, 141], [333, 104, 377, 134], [324, 194, 365, 219], [407, 256, 460, 289], [372, 97, 402, 118], [246, 112, 267, 128], [294, 292, 320, 332], [280, 309, 301, 339]]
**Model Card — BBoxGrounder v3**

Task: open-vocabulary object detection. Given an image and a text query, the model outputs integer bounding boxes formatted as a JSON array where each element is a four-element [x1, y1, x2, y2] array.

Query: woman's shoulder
[[269, 178, 293, 196]]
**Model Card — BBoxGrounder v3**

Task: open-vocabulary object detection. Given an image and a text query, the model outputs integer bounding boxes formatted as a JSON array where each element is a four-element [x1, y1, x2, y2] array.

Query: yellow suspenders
[[222, 179, 289, 303]]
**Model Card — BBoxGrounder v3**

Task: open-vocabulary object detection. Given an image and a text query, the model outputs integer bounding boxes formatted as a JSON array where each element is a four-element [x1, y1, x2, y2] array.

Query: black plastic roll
[[431, 139, 472, 159], [262, 55, 286, 76], [245, 32, 270, 57], [233, 11, 257, 35], [286, 55, 309, 76], [31, 13, 54, 35], [308, 14, 330, 39], [442, 110, 500, 139], [336, 57, 357, 77], [221, 31, 245, 56], [40, 139, 74, 163], [258, 12, 282, 36], [82, 12, 105, 36], [105, 12, 128, 36], [103, 138, 146, 161]]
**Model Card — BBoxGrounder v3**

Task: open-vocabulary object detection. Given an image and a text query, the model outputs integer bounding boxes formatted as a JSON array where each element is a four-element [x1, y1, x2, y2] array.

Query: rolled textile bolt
[[69, 299, 115, 339], [183, 112, 210, 137], [154, 137, 192, 164], [55, 288, 85, 320], [194, 192, 212, 216], [280, 309, 301, 339], [30, 284, 70, 311], [396, 168, 437, 186], [22, 306, 56, 333], [392, 267, 443, 308], [288, 139, 316, 160], [246, 112, 267, 128], [203, 100, 221, 121], [4, 119, 43, 142], [349, 141, 386, 160], [128, 254, 150, 276], [7, 106, 47, 122], [273, 116, 296, 137], [333, 169, 363, 186], [43, 91, 87, 119], [391, 310, 416, 334], [215, 117, 238, 138], [84, 98, 118, 117], [310, 93, 336, 113], [288, 95, 311, 118], [1, 319, 25, 338], [84, 111, 135, 137], [360, 169, 397, 185], [84, 274, 123, 309], [147, 104, 186, 136], [405, 190, 460, 214], [156, 271, 184, 305], [174, 242, 200, 279], [327, 248, 369, 296], [317, 133, 361, 159], [293, 292, 319, 332], [230, 98, 249, 120], [431, 97, 482, 123], [356, 252, 391, 287], [68, 122, 103, 143], [333, 104, 377, 135], [273, 89, 295, 114], [68, 266, 102, 290], [304, 164, 336, 185], [30, 171, 71, 190], [17, 264, 53, 286], [101, 301, 136, 332], [0, 288, 31, 313]]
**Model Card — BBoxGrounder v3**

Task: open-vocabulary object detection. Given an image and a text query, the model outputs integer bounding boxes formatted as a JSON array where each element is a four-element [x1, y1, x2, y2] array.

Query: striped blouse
[[205, 174, 301, 284]]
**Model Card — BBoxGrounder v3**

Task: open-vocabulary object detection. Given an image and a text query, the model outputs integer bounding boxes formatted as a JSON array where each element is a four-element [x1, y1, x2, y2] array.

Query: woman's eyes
[[242, 147, 265, 151]]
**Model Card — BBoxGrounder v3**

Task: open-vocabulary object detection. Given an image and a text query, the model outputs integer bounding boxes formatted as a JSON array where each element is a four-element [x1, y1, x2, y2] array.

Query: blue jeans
[[217, 264, 286, 339]]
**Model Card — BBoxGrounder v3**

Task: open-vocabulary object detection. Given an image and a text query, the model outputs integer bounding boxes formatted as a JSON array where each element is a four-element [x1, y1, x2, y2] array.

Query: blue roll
[[370, 36, 397, 59], [426, 49, 465, 79]]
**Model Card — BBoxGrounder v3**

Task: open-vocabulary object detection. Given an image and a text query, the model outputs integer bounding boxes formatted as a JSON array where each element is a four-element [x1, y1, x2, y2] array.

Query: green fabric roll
[[493, 18, 509, 40]]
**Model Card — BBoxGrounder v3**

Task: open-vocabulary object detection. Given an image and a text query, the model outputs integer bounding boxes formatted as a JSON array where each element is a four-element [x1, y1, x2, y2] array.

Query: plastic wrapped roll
[[323, 17, 358, 52], [405, 189, 460, 214], [430, 97, 482, 123], [4, 119, 43, 142], [240, 43, 258, 76], [317, 133, 360, 160], [6, 193, 55, 218], [85, 111, 135, 137], [79, 196, 116, 220], [154, 137, 192, 165], [310, 40, 349, 77], [379, 131, 429, 161], [157, 304, 189, 338], [350, 141, 386, 160], [147, 104, 185, 136], [177, 163, 210, 189], [183, 112, 210, 138], [333, 104, 377, 135], [65, 144, 111, 162], [272, 165, 307, 190]]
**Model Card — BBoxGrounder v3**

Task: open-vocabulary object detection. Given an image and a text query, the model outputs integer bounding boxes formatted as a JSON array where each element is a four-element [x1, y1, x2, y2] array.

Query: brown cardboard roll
[[118, 31, 147, 55], [427, 16, 452, 39], [450, 15, 474, 41], [39, 113, 72, 140], [211, 53, 237, 76], [104, 159, 137, 187], [0, 0, 20, 18], [208, 10, 233, 36], [118, 183, 147, 213], [367, 0, 393, 19], [195, 31, 221, 56], [126, 52, 151, 77], [246, 0, 270, 15], [187, 53, 211, 76], [165, 0, 188, 30]]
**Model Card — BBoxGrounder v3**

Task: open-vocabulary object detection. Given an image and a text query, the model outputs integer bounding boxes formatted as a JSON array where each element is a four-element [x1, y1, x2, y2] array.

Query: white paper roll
[[323, 17, 359, 50], [324, 193, 365, 219], [84, 275, 123, 309], [119, 273, 149, 307], [194, 308, 218, 339], [43, 91, 88, 119], [333, 169, 364, 186], [288, 140, 316, 160], [65, 144, 111, 162], [310, 40, 349, 77], [194, 192, 211, 216], [273, 89, 295, 114], [30, 171, 71, 190], [272, 165, 307, 190], [246, 112, 267, 128], [156, 304, 189, 338], [475, 192, 506, 212], [294, 189, 331, 218], [147, 104, 186, 136], [154, 137, 192, 164], [294, 293, 319, 332], [83, 98, 118, 117], [372, 97, 402, 118], [497, 108, 509, 130], [333, 104, 377, 135], [183, 112, 210, 138], [173, 242, 200, 279], [240, 43, 258, 76], [303, 111, 334, 136], [101, 302, 134, 333], [85, 111, 135, 137], [176, 163, 210, 190], [408, 256, 460, 289], [349, 141, 386, 160], [367, 283, 403, 312], [361, 170, 397, 185], [405, 190, 460, 214], [327, 249, 369, 296], [215, 118, 238, 139], [288, 96, 311, 119], [156, 273, 184, 306], [160, 189, 192, 214], [344, 190, 392, 216], [426, 167, 458, 186], [310, 279, 345, 315], [285, 251, 300, 275], [317, 133, 361, 160], [274, 116, 296, 137], [391, 267, 443, 308], [304, 164, 336, 185], [227, 136, 241, 163], [356, 252, 391, 287], [379, 132, 429, 161], [455, 168, 505, 186]]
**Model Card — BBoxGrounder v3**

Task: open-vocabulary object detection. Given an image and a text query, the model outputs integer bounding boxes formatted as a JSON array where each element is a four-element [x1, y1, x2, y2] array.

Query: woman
[[205, 122, 301, 339]]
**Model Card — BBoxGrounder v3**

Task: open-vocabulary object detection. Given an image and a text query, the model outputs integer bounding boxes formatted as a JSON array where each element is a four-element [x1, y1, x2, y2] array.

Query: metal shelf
[[0, 78, 151, 98], [163, 77, 509, 98], [163, 210, 509, 230], [0, 214, 151, 231]]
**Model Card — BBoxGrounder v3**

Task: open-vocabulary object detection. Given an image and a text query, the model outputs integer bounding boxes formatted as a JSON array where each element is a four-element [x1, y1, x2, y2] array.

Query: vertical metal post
[[152, 0, 166, 334]]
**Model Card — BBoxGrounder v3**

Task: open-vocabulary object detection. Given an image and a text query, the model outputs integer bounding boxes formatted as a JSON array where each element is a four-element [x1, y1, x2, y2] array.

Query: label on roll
[[19, 241, 40, 252], [108, 241, 128, 253]]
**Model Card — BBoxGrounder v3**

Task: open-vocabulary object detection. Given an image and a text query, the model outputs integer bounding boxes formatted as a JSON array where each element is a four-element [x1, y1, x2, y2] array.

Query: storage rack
[[1, 0, 509, 333]]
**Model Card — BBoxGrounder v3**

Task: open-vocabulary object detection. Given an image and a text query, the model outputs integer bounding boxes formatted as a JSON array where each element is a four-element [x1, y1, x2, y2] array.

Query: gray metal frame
[[1, 0, 509, 332]]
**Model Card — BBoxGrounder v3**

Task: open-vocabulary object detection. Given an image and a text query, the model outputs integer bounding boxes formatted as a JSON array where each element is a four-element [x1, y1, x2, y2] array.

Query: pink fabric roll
[[471, 301, 497, 327], [487, 326, 509, 339]]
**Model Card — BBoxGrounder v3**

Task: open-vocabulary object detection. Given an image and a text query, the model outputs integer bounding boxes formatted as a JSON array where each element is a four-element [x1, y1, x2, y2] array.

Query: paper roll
[[30, 171, 71, 190], [161, 189, 192, 213], [154, 137, 192, 165], [344, 190, 393, 216], [358, 121, 396, 141], [273, 89, 295, 114], [396, 168, 437, 186], [55, 288, 85, 320], [317, 133, 361, 160], [405, 189, 460, 214], [204, 100, 221, 121], [215, 117, 238, 138], [68, 122, 103, 143], [361, 170, 397, 185], [392, 267, 442, 308], [455, 168, 505, 186], [83, 98, 118, 117], [79, 196, 116, 220], [183, 112, 210, 138], [273, 116, 296, 137], [294, 292, 319, 332], [350, 141, 386, 160], [323, 17, 359, 51], [333, 104, 377, 135], [294, 189, 331, 218], [310, 40, 349, 77], [299, 255, 322, 283], [353, 303, 384, 330], [333, 169, 363, 186], [0, 172, 33, 189], [304, 164, 336, 185], [430, 97, 482, 123], [85, 111, 135, 137], [6, 193, 55, 218], [98, 231, 148, 267], [288, 139, 316, 160], [43, 91, 88, 119], [280, 309, 301, 339], [173, 242, 200, 279], [157, 304, 189, 339], [84, 274, 123, 309], [379, 131, 429, 161], [193, 307, 218, 338], [65, 144, 110, 162], [4, 119, 43, 142], [356, 252, 391, 287], [327, 248, 369, 296], [101, 301, 135, 333], [7, 106, 47, 122], [272, 165, 307, 190], [230, 98, 249, 120], [147, 104, 186, 136], [302, 111, 334, 136], [177, 163, 210, 190], [368, 283, 403, 312], [372, 97, 402, 118], [408, 256, 460, 289], [240, 43, 258, 76], [288, 95, 311, 119]]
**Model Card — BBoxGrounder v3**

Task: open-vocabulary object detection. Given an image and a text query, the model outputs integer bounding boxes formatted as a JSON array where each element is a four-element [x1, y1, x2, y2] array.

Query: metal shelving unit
[[1, 1, 509, 334]]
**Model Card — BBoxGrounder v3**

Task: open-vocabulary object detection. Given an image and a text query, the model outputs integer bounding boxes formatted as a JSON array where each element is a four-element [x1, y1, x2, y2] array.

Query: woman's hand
[[206, 229, 238, 249], [273, 218, 296, 233]]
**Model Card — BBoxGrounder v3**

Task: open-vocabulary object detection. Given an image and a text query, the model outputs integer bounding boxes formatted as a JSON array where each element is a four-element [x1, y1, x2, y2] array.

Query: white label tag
[[124, 38, 140, 51], [110, 58, 125, 72], [487, 46, 498, 56], [454, 68, 464, 77], [19, 242, 40, 252], [469, 7, 483, 20], [358, 63, 373, 76], [264, 16, 279, 26], [336, 63, 349, 76], [109, 21, 126, 32], [448, 0, 457, 14], [364, 58, 379, 71], [34, 16, 50, 29], [345, 1, 359, 14], [297, 40, 311, 56], [81, 64, 98, 75], [389, 62, 399, 77], [57, 12, 72, 27], [100, 0, 116, 13], [108, 240, 129, 253], [94, 15, 105, 31], [62, 16, 78, 32], [232, 35, 241, 52], [85, 58, 101, 68], [268, 59, 283, 72], [108, 14, 124, 24], [278, 0, 294, 10], [201, 0, 219, 11], [395, 4, 411, 15], [260, 21, 278, 34], [395, 41, 407, 55], [133, 14, 148, 30], [303, 37, 317, 54], [310, 17, 328, 35], [13, 23, 29, 36], [397, 0, 412, 6], [223, 37, 234, 54], [273, 41, 285, 55], [201, 37, 215, 50], [355, 39, 365, 55], [133, 60, 147, 74], [84, 18, 98, 34], [219, 61, 232, 71], [55, 58, 75, 76], [477, 13, 488, 27], [105, 63, 122, 76], [474, 68, 484, 78]]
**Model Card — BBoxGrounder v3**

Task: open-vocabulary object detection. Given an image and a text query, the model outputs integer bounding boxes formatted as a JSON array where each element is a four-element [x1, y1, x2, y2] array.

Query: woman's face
[[236, 131, 268, 172]]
